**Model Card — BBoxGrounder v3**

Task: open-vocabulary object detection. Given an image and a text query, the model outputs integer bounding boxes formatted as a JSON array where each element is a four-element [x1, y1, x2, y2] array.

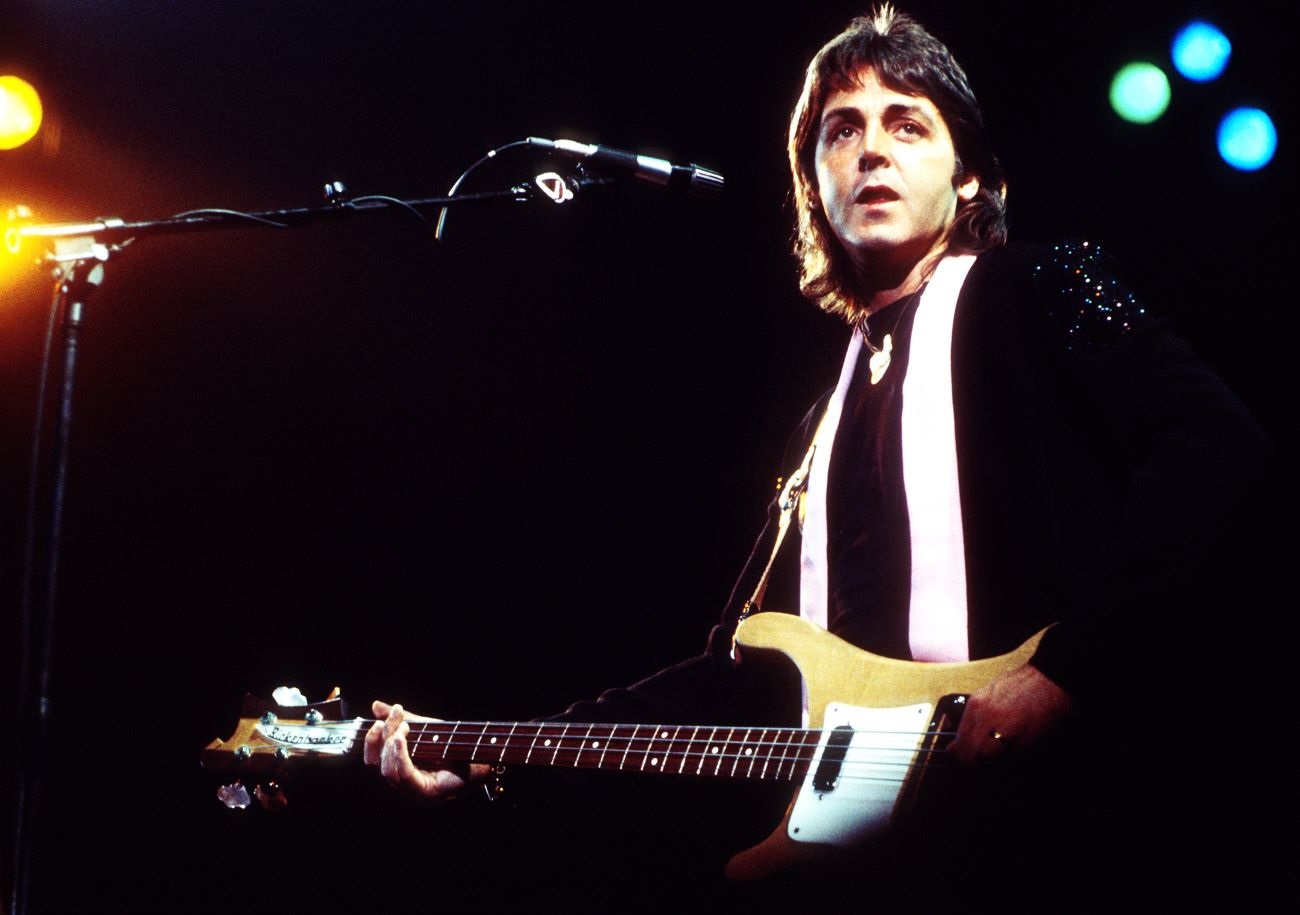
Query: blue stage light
[[1172, 21, 1231, 82], [1217, 108, 1277, 170]]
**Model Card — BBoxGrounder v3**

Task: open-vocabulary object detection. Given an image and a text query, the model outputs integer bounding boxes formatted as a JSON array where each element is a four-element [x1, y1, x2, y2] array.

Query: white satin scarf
[[799, 253, 977, 662]]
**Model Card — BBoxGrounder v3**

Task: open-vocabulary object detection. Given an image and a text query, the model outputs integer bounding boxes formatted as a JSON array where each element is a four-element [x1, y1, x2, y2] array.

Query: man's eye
[[829, 124, 857, 142], [896, 121, 925, 137]]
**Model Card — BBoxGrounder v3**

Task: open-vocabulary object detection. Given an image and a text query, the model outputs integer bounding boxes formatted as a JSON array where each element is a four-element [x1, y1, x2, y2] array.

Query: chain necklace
[[857, 295, 915, 385]]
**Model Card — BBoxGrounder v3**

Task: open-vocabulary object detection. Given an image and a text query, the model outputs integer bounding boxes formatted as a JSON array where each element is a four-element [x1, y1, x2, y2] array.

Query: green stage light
[[1110, 62, 1171, 124]]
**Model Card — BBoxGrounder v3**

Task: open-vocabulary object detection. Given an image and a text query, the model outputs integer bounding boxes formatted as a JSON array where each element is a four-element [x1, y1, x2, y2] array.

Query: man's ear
[[956, 172, 980, 202]]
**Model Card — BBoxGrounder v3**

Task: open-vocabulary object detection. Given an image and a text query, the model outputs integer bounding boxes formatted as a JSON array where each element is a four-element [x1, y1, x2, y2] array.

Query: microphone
[[526, 136, 723, 198]]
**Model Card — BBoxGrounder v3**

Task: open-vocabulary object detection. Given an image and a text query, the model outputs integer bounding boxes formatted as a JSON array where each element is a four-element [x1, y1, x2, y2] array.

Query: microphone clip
[[527, 167, 615, 205]]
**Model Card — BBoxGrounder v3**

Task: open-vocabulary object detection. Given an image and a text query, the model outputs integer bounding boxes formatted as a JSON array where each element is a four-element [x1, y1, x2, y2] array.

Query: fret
[[757, 728, 773, 780], [678, 726, 700, 774], [742, 727, 762, 779], [442, 722, 460, 764], [641, 726, 675, 773], [793, 730, 817, 781], [594, 724, 630, 770], [573, 723, 595, 768], [731, 728, 752, 778], [773, 727, 795, 782], [409, 723, 441, 765], [711, 728, 727, 775], [499, 722, 518, 764], [618, 725, 640, 771], [696, 727, 720, 776], [768, 727, 786, 781], [668, 726, 684, 773], [787, 729, 807, 782], [549, 723, 572, 766], [666, 726, 685, 773], [715, 728, 736, 777], [523, 724, 542, 765], [470, 724, 490, 762], [472, 723, 515, 764], [552, 723, 570, 766], [526, 724, 566, 767], [594, 725, 612, 769], [573, 724, 618, 769], [779, 730, 813, 782]]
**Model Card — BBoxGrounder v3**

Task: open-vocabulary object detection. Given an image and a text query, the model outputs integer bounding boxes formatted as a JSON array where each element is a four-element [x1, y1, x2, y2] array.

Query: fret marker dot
[[744, 749, 753, 756], [591, 741, 600, 749], [710, 746, 719, 754], [650, 757, 659, 767], [659, 731, 669, 738], [544, 739, 553, 747], [489, 737, 497, 744], [431, 735, 439, 742]]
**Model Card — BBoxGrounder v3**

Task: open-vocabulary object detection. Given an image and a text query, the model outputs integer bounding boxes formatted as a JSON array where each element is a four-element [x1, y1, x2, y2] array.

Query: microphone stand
[[5, 175, 581, 915]]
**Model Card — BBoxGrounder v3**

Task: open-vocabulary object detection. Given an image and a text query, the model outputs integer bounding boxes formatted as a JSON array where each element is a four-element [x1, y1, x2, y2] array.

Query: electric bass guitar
[[203, 611, 1046, 880]]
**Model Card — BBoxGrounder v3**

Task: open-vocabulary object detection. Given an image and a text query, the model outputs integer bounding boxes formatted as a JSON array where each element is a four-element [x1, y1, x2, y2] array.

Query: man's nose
[[858, 124, 888, 172]]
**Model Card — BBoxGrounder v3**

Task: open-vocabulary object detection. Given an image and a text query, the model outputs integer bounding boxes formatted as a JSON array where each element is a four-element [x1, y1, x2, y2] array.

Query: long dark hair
[[788, 5, 1007, 321]]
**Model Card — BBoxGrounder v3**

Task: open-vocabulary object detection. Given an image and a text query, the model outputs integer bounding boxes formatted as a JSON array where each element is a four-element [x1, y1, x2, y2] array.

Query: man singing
[[366, 6, 1275, 904]]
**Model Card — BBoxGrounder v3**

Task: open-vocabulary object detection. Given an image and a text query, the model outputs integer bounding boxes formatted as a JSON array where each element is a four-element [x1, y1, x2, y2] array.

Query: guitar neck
[[404, 720, 818, 783]]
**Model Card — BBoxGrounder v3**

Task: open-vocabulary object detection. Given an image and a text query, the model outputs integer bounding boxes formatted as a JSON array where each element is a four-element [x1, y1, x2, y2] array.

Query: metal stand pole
[[9, 257, 105, 915]]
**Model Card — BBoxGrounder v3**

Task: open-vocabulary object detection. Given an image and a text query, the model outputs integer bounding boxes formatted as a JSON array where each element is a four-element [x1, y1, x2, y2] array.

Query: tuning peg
[[217, 782, 252, 810], [255, 782, 288, 813]]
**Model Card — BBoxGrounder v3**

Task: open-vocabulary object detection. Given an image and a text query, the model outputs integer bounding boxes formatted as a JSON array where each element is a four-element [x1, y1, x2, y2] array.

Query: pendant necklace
[[858, 296, 913, 385], [863, 331, 893, 385]]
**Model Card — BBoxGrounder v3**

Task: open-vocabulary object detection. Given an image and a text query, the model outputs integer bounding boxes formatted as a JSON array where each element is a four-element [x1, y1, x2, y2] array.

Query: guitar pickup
[[811, 725, 854, 791], [788, 701, 932, 847]]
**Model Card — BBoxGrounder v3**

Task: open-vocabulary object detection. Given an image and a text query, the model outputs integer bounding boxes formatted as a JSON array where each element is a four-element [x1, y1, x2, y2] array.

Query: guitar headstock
[[202, 689, 359, 788]]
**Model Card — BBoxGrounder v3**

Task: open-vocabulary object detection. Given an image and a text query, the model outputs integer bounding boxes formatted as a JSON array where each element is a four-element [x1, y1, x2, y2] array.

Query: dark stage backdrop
[[1, 2, 1292, 911]]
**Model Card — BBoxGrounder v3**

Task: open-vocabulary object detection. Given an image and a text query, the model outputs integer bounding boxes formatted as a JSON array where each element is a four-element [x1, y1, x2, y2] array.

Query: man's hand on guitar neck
[[364, 701, 491, 800], [948, 664, 1072, 764]]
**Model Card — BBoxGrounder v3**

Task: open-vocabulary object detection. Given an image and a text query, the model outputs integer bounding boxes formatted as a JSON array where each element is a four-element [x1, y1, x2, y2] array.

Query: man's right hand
[[363, 700, 489, 801]]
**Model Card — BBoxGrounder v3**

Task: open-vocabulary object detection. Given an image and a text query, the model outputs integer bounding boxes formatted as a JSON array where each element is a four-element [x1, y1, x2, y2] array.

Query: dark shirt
[[825, 291, 920, 659]]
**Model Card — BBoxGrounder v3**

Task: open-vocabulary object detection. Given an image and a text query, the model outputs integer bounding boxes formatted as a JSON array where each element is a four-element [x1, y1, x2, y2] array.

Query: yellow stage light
[[2, 205, 37, 289], [0, 76, 44, 150]]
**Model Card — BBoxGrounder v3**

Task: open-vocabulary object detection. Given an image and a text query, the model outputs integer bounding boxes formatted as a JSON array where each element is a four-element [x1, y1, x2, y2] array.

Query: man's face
[[813, 68, 979, 279]]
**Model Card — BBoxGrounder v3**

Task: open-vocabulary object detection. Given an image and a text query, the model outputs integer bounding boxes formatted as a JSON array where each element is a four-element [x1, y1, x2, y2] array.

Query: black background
[[1, 2, 1293, 911]]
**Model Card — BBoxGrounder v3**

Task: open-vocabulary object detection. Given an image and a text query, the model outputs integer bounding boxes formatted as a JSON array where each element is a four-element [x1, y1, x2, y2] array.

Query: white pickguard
[[787, 701, 932, 846]]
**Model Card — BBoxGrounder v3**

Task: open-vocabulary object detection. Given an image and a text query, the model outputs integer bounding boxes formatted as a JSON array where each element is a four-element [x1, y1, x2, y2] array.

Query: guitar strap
[[732, 415, 824, 655]]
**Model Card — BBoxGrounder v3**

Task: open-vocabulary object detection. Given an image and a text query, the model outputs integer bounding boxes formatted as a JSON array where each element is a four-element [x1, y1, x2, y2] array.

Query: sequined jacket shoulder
[[1026, 239, 1152, 352]]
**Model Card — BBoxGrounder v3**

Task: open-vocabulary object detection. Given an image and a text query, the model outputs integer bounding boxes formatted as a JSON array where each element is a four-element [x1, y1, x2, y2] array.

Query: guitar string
[[311, 720, 963, 761], [399, 744, 944, 784], [249, 745, 947, 785], [321, 719, 962, 741], [400, 745, 952, 775], [397, 735, 941, 760], [283, 720, 963, 754], [395, 744, 929, 783], [260, 719, 963, 780], [404, 721, 956, 746]]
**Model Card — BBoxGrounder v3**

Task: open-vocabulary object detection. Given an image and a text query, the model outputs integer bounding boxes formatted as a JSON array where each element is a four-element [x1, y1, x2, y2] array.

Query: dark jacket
[[549, 241, 1276, 727]]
